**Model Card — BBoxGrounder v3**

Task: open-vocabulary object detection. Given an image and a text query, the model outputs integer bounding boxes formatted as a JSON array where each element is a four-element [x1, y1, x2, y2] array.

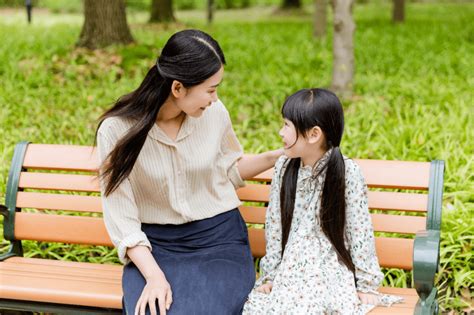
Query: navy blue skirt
[[122, 209, 255, 315]]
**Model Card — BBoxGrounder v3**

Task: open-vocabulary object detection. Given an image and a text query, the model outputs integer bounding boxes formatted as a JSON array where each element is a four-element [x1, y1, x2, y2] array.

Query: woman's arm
[[237, 148, 284, 180], [127, 246, 172, 315]]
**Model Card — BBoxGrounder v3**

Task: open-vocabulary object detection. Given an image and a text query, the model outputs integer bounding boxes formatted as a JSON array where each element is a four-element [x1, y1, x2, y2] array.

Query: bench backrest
[[2, 142, 444, 270]]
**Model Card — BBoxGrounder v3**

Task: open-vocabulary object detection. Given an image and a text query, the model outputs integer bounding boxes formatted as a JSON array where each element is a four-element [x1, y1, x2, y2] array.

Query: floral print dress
[[243, 151, 403, 314]]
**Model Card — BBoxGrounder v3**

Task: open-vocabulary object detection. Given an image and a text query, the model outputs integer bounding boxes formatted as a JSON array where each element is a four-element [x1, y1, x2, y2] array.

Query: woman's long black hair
[[96, 29, 226, 196], [279, 88, 355, 273]]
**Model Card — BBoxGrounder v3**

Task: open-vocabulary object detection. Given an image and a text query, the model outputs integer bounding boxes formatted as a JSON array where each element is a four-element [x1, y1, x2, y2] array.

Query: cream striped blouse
[[97, 100, 245, 264]]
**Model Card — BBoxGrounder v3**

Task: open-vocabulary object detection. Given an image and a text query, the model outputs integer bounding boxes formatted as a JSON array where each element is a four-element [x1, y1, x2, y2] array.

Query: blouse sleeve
[[219, 104, 245, 189], [344, 160, 384, 293], [97, 128, 152, 265], [255, 155, 287, 286]]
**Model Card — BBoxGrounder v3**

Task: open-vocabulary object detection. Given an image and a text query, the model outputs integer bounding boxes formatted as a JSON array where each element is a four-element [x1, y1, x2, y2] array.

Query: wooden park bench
[[0, 142, 444, 314]]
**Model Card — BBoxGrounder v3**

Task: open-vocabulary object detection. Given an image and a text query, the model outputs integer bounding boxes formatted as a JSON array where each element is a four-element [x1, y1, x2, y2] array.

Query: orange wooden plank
[[355, 159, 430, 190], [19, 172, 100, 192], [23, 144, 98, 172], [371, 214, 426, 234], [0, 257, 121, 309], [237, 184, 270, 203], [368, 191, 427, 212], [239, 206, 266, 224], [248, 158, 430, 190], [14, 212, 112, 246], [248, 228, 266, 258], [376, 237, 413, 270], [16, 192, 102, 213]]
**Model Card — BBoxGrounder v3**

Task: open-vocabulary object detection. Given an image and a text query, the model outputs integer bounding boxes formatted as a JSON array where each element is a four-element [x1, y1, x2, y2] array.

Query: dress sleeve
[[344, 160, 384, 293], [255, 155, 287, 286], [97, 129, 152, 265], [219, 105, 245, 189]]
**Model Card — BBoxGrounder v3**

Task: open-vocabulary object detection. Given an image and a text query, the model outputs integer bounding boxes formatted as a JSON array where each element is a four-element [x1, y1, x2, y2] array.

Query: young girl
[[243, 88, 402, 314], [96, 30, 282, 315]]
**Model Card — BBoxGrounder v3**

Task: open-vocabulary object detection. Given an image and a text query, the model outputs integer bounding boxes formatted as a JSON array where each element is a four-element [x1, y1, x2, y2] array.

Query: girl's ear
[[307, 126, 323, 145], [171, 80, 186, 98]]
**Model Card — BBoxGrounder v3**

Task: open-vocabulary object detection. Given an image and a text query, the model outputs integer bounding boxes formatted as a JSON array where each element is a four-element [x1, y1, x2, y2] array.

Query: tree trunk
[[313, 0, 327, 38], [392, 0, 405, 23], [282, 0, 301, 9], [77, 0, 133, 49], [150, 0, 175, 23], [331, 0, 355, 97], [207, 0, 215, 24]]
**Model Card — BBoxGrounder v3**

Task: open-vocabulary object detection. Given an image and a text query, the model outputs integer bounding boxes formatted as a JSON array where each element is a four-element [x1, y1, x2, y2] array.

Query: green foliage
[[0, 3, 472, 313]]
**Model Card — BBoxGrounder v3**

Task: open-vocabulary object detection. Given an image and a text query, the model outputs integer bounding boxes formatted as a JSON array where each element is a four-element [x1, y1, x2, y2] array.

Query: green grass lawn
[[0, 3, 473, 312]]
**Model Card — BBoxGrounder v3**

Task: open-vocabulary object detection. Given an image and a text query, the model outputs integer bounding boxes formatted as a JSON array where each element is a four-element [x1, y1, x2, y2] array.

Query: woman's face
[[177, 66, 224, 117]]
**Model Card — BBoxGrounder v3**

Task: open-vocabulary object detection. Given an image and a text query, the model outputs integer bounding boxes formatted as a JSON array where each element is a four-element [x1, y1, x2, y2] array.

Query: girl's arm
[[237, 149, 284, 180], [344, 160, 384, 293]]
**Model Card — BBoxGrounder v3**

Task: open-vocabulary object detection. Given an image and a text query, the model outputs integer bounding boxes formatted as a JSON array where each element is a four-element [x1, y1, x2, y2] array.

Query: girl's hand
[[357, 292, 380, 305], [255, 282, 273, 294], [135, 273, 173, 315]]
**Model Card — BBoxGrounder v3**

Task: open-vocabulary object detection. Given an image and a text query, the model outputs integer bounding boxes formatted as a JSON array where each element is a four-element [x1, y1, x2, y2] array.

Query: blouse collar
[[148, 114, 198, 146]]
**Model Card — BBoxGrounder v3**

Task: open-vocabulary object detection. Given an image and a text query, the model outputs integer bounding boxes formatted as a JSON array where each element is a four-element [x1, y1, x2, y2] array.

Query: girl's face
[[279, 118, 308, 158], [175, 66, 224, 117]]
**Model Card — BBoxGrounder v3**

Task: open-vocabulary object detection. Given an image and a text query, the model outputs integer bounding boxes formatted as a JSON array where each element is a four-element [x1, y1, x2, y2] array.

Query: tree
[[282, 0, 302, 9], [207, 0, 215, 24], [393, 0, 405, 23], [313, 0, 327, 38], [77, 0, 134, 49], [150, 0, 175, 23], [330, 0, 355, 97]]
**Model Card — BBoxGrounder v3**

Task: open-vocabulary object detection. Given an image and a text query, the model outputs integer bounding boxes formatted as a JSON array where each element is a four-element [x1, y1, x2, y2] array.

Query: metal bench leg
[[414, 287, 438, 315]]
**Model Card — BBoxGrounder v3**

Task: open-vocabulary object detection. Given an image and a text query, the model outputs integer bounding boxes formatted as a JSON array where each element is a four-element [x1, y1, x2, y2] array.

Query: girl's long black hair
[[96, 29, 226, 196], [279, 88, 355, 273]]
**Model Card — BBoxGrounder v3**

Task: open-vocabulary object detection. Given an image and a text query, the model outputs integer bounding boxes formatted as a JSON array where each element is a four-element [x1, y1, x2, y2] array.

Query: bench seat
[[0, 256, 419, 314]]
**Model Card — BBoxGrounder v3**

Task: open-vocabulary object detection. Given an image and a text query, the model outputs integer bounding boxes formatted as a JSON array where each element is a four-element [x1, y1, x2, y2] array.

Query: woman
[[96, 29, 282, 315]]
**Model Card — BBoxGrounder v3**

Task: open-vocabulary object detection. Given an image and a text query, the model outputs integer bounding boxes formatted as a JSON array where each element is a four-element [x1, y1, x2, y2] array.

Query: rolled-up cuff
[[117, 231, 152, 265], [229, 162, 245, 189]]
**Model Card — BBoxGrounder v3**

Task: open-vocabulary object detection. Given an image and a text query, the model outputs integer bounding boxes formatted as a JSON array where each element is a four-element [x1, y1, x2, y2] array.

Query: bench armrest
[[413, 229, 440, 314]]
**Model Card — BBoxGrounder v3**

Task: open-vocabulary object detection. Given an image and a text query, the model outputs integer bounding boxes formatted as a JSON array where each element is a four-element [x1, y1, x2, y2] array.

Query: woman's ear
[[307, 126, 323, 145], [171, 80, 186, 98]]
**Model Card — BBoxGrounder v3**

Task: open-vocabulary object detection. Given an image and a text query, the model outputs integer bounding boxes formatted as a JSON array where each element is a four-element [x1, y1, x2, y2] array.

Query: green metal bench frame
[[0, 141, 445, 314]]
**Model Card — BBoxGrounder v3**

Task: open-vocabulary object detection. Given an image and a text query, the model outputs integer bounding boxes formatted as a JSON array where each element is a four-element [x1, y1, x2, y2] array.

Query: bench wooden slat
[[16, 192, 102, 213], [248, 228, 266, 258], [0, 257, 418, 312], [249, 228, 413, 270], [249, 158, 430, 190], [239, 206, 266, 224], [243, 208, 426, 234], [18, 183, 427, 214], [372, 214, 426, 234], [376, 237, 413, 270], [19, 172, 100, 192], [0, 257, 122, 309], [14, 212, 113, 246], [238, 186, 427, 212], [23, 144, 98, 172]]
